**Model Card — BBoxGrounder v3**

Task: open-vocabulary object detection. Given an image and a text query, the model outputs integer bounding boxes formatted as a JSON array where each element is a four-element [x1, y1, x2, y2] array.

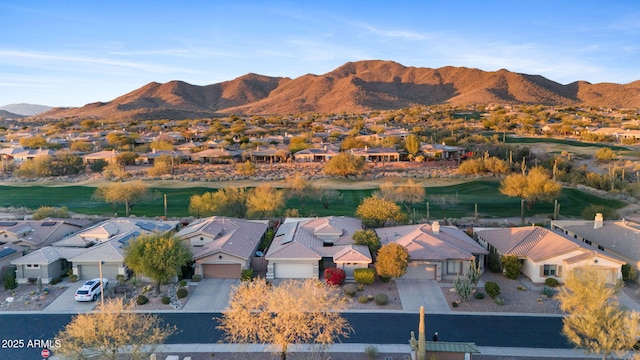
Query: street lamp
[[99, 261, 105, 309]]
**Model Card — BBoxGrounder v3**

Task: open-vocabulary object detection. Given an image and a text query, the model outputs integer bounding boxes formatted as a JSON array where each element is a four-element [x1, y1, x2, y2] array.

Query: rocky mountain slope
[[39, 60, 640, 119]]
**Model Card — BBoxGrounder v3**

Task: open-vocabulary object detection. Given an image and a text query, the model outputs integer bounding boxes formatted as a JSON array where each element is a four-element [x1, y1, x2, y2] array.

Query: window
[[543, 264, 557, 276], [447, 261, 462, 274], [26, 264, 40, 269]]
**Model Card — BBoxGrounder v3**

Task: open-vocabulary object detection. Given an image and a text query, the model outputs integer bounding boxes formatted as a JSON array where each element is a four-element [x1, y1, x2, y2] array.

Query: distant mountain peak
[[36, 60, 640, 120], [0, 103, 52, 116]]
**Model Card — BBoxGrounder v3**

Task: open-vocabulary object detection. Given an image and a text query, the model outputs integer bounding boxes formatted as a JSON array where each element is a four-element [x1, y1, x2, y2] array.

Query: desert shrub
[[32, 206, 69, 220], [544, 277, 559, 287], [488, 252, 502, 273], [517, 285, 527, 291], [116, 274, 125, 286], [358, 295, 369, 303], [374, 293, 389, 306], [451, 301, 459, 308], [364, 345, 379, 360], [324, 267, 346, 286], [454, 275, 473, 301], [380, 276, 391, 283], [485, 281, 500, 299], [241, 269, 254, 282], [501, 255, 521, 279], [622, 263, 638, 283], [357, 283, 364, 291], [176, 288, 188, 299], [343, 283, 358, 297], [50, 277, 61, 285], [69, 274, 78, 283], [474, 291, 485, 300], [136, 295, 149, 305], [178, 279, 187, 287], [161, 296, 171, 305], [541, 286, 556, 297], [494, 297, 505, 305], [353, 268, 375, 285], [3, 275, 17, 290], [191, 274, 202, 282]]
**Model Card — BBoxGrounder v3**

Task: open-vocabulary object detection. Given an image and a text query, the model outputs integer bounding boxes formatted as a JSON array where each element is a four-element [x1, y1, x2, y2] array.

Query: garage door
[[78, 264, 119, 280], [402, 263, 436, 280], [274, 263, 313, 279], [202, 264, 241, 279]]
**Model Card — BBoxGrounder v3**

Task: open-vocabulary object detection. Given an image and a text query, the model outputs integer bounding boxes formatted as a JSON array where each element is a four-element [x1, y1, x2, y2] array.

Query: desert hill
[[39, 60, 640, 119]]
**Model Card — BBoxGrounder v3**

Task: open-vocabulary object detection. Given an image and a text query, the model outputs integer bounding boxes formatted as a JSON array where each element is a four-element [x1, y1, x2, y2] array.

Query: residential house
[[82, 150, 118, 164], [0, 243, 26, 273], [190, 148, 241, 163], [376, 222, 488, 280], [11, 218, 179, 284], [246, 146, 289, 163], [420, 143, 465, 161], [265, 216, 371, 280], [350, 147, 400, 162], [0, 219, 91, 250], [293, 146, 339, 162], [474, 225, 624, 284], [175, 217, 268, 279], [551, 214, 640, 283]]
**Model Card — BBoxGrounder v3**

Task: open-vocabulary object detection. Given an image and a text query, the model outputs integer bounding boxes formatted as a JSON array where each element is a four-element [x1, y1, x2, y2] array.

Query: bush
[[50, 277, 61, 285], [622, 263, 638, 283], [176, 288, 188, 299], [374, 293, 389, 306], [136, 295, 149, 305], [488, 252, 502, 273], [32, 206, 69, 220], [324, 268, 346, 286], [116, 274, 125, 286], [451, 301, 459, 308], [241, 269, 254, 282], [501, 255, 521, 279], [342, 283, 358, 297], [161, 296, 171, 305], [474, 291, 485, 300], [354, 268, 375, 285], [69, 274, 78, 283], [178, 279, 187, 287], [541, 286, 557, 297], [485, 281, 500, 299], [358, 295, 369, 303], [3, 275, 17, 290], [380, 276, 391, 283], [191, 275, 202, 282], [544, 277, 559, 287], [495, 297, 505, 305], [364, 345, 379, 360]]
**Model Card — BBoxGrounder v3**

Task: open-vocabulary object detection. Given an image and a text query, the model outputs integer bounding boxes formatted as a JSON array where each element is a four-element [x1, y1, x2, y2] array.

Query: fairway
[[0, 180, 625, 220]]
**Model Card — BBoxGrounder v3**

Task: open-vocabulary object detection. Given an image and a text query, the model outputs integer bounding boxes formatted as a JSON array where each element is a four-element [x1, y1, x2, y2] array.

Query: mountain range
[[38, 60, 640, 120], [0, 103, 52, 116]]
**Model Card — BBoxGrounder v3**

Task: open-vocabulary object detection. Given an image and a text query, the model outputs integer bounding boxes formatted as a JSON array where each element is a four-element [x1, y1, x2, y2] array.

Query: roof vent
[[594, 213, 603, 229], [432, 221, 440, 234]]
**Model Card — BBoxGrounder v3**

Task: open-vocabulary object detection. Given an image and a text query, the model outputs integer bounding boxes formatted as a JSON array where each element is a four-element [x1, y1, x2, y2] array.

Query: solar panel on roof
[[136, 222, 172, 232], [0, 248, 17, 258], [41, 221, 57, 226], [0, 221, 17, 226], [118, 231, 141, 245]]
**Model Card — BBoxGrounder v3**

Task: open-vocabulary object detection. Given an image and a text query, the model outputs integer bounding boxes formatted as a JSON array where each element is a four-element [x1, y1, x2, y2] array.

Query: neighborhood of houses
[[2, 212, 637, 287]]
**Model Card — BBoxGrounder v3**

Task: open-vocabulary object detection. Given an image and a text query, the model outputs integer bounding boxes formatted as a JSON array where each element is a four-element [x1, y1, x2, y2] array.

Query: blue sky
[[1, 1, 639, 107]]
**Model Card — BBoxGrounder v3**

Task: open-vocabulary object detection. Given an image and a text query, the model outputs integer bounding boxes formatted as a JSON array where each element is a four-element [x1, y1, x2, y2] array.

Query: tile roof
[[376, 223, 487, 261], [176, 217, 268, 260], [11, 246, 86, 265], [0, 219, 90, 247]]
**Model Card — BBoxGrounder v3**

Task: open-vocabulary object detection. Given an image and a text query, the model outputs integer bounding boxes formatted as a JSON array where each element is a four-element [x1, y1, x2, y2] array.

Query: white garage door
[[275, 263, 314, 279], [402, 263, 436, 280], [78, 264, 119, 280]]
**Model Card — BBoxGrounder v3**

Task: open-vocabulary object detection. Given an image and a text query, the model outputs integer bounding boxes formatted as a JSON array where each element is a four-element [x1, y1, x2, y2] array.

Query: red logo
[[41, 349, 50, 358]]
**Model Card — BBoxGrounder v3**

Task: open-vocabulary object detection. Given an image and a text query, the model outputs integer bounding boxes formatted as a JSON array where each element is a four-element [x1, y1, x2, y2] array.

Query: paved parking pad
[[182, 279, 239, 312], [395, 279, 450, 314]]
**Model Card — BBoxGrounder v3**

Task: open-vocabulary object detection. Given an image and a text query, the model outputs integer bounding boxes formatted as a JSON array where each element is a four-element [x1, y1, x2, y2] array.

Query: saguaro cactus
[[409, 306, 427, 360]]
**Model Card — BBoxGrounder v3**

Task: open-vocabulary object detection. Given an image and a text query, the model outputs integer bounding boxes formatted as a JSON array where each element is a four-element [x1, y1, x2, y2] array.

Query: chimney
[[432, 221, 440, 234], [594, 213, 603, 229]]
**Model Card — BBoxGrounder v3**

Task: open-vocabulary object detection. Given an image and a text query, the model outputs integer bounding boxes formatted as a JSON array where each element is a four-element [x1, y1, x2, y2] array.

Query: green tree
[[319, 189, 343, 209], [404, 134, 421, 158], [500, 255, 521, 279], [356, 194, 405, 228], [19, 135, 48, 149], [594, 147, 616, 163], [55, 299, 174, 360], [236, 160, 256, 176], [32, 206, 69, 220], [246, 184, 285, 219], [147, 154, 174, 176], [14, 156, 53, 178], [557, 266, 640, 360], [149, 140, 175, 151], [125, 234, 192, 292], [499, 166, 562, 208], [375, 243, 409, 278], [52, 152, 85, 175], [218, 278, 352, 360], [188, 188, 248, 218], [353, 229, 381, 256], [323, 152, 365, 178], [287, 174, 314, 211], [93, 180, 152, 217], [69, 141, 94, 152]]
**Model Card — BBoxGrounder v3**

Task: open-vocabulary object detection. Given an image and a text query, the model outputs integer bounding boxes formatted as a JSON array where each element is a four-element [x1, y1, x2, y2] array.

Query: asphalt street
[[0, 312, 569, 359]]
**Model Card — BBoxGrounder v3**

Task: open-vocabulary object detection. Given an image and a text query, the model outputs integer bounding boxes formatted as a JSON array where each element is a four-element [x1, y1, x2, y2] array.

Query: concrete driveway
[[182, 279, 239, 312], [43, 283, 100, 313], [395, 279, 450, 314]]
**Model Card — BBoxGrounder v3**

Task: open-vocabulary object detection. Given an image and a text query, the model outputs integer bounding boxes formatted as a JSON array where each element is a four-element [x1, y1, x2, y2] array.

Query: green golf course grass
[[0, 180, 624, 220]]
